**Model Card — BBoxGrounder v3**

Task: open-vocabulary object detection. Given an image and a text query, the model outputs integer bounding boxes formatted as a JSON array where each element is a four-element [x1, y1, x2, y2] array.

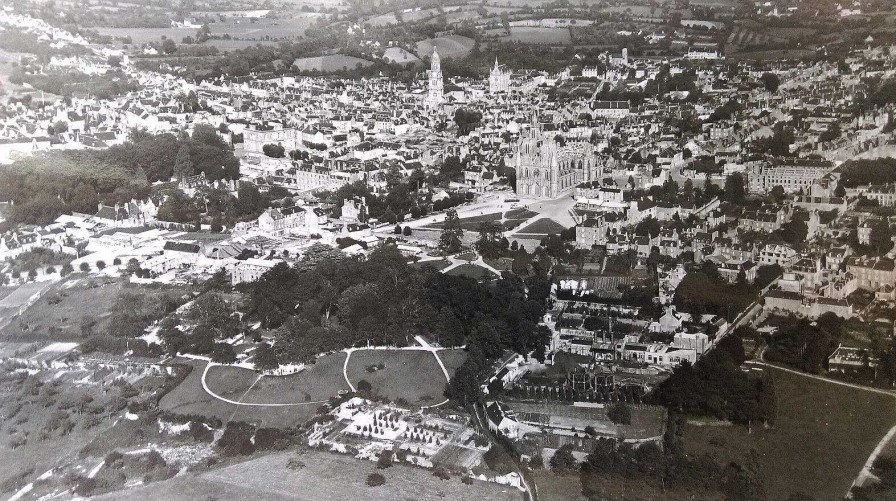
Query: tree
[[438, 208, 464, 254], [366, 472, 386, 487], [211, 342, 237, 364], [376, 449, 393, 469], [724, 173, 746, 204], [173, 145, 193, 180], [402, 226, 412, 236], [357, 379, 373, 395], [762, 72, 780, 93], [393, 224, 402, 234], [254, 342, 279, 372], [79, 262, 90, 272], [869, 220, 894, 255], [607, 401, 632, 425], [61, 263, 73, 276], [550, 444, 577, 474], [262, 143, 285, 158], [96, 260, 106, 270], [161, 38, 177, 54]]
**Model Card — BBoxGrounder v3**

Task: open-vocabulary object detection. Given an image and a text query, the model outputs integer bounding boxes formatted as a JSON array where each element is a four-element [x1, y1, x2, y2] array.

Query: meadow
[[292, 55, 375, 72], [93, 450, 523, 501], [684, 366, 896, 501], [345, 349, 460, 406]]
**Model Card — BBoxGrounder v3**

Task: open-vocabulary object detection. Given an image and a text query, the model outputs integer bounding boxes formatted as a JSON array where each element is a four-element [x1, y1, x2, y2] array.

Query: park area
[[160, 348, 468, 426], [93, 449, 523, 501], [344, 348, 467, 407], [684, 366, 896, 501], [161, 354, 349, 428]]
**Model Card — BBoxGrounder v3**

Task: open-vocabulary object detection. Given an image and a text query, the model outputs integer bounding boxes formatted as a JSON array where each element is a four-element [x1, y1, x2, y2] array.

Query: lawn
[[162, 354, 350, 428], [437, 348, 468, 378], [345, 349, 450, 406], [445, 264, 499, 281], [684, 366, 896, 501], [409, 259, 452, 272], [94, 450, 523, 501], [514, 218, 566, 237], [160, 361, 287, 427]]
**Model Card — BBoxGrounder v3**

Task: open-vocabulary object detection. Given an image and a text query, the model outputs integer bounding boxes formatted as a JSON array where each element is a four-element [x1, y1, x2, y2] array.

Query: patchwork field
[[684, 366, 896, 501], [94, 450, 523, 501], [345, 349, 455, 406]]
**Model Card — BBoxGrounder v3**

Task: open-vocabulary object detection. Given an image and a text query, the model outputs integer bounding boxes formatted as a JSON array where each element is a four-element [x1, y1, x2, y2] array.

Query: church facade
[[507, 123, 599, 199], [489, 58, 511, 94]]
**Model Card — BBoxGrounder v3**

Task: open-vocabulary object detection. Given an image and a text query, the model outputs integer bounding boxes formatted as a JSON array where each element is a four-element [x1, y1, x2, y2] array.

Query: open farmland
[[504, 27, 572, 45], [94, 26, 197, 45], [293, 54, 375, 72], [415, 35, 475, 59], [345, 349, 457, 406], [684, 366, 896, 501], [93, 450, 524, 501]]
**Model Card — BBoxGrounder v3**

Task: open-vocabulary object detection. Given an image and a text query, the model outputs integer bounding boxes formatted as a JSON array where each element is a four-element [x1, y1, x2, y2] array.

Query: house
[[828, 345, 877, 376], [258, 206, 305, 235], [231, 258, 280, 284], [758, 244, 798, 268]]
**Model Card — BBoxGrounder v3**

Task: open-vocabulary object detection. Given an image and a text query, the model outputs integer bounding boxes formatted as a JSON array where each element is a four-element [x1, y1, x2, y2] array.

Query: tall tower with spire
[[426, 47, 444, 109]]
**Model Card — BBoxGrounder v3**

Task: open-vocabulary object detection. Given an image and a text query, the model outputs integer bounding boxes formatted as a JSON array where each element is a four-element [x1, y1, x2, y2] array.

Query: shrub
[[366, 472, 386, 487]]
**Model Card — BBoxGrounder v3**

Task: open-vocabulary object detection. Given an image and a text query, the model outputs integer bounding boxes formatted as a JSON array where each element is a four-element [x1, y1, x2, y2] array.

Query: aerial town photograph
[[0, 0, 895, 499]]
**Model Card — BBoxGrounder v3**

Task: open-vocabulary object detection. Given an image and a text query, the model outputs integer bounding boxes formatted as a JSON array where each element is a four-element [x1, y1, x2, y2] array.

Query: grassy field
[[514, 218, 566, 236], [345, 349, 450, 406], [2, 277, 187, 342], [438, 349, 468, 378], [684, 366, 896, 501], [409, 259, 452, 272], [292, 54, 374, 72], [505, 27, 572, 44], [94, 450, 524, 501], [162, 354, 349, 428], [445, 264, 499, 281], [159, 360, 308, 428], [415, 35, 475, 59], [224, 353, 349, 404]]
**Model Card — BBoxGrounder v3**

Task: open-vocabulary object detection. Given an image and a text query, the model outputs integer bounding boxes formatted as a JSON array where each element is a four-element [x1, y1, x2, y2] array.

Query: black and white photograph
[[0, 0, 895, 499]]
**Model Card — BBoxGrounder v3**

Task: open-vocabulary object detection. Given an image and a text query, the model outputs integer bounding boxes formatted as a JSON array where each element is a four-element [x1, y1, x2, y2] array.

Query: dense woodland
[[0, 125, 239, 228], [649, 332, 776, 427], [156, 244, 552, 377]]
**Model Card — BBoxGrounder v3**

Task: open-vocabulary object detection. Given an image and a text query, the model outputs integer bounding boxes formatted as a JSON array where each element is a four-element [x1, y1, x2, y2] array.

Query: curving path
[[201, 362, 331, 407], [341, 337, 454, 408]]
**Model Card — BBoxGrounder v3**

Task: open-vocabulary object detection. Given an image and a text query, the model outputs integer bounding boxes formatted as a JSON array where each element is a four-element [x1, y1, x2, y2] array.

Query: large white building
[[489, 58, 511, 94], [748, 159, 835, 194]]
